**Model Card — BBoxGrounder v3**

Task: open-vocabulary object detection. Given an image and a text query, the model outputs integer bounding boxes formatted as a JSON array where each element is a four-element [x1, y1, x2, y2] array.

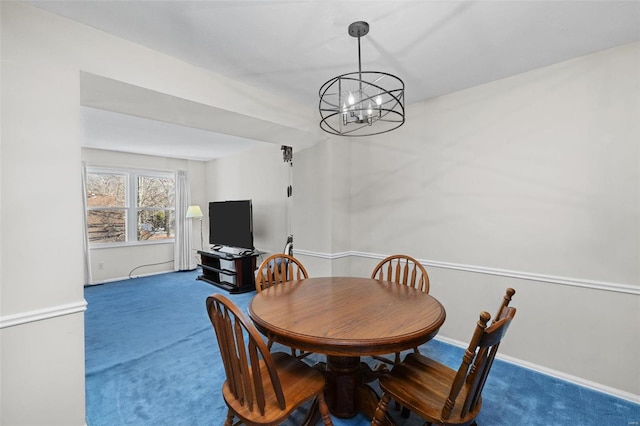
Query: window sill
[[89, 239, 175, 250]]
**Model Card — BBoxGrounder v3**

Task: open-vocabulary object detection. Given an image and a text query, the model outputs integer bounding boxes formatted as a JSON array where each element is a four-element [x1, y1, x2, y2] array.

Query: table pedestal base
[[321, 355, 394, 425], [325, 356, 360, 417]]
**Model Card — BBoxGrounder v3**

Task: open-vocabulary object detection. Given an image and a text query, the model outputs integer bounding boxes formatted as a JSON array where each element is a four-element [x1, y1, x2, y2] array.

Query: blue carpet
[[85, 271, 640, 425]]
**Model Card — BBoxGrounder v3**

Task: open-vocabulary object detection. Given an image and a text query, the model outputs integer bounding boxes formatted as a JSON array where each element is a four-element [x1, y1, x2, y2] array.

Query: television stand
[[197, 250, 258, 293]]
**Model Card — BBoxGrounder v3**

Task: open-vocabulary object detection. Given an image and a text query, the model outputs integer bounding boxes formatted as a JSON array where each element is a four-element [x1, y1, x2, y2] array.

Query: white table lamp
[[186, 205, 204, 250]]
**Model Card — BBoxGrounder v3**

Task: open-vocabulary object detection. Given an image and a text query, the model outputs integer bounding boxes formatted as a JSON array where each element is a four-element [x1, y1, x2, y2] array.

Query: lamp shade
[[186, 205, 203, 219]]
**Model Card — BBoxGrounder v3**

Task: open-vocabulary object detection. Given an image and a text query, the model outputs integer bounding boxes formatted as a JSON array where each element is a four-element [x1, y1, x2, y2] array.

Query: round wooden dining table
[[249, 276, 446, 424]]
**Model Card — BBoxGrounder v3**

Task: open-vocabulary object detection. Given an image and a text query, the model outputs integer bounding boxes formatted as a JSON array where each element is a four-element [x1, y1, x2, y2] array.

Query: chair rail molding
[[294, 249, 640, 295], [294, 249, 351, 260], [0, 300, 88, 329]]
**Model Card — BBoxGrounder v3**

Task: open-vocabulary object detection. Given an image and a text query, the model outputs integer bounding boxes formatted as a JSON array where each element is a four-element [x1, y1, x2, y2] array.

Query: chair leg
[[371, 393, 391, 426], [317, 393, 333, 425], [392, 352, 404, 413], [224, 410, 234, 426], [401, 406, 410, 418]]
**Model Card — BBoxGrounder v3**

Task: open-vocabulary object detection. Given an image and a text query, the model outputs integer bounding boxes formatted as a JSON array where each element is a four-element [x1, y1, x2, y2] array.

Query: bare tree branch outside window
[[86, 170, 175, 244]]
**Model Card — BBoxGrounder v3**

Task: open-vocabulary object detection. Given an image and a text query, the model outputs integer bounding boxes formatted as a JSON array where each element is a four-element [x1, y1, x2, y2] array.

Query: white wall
[[345, 42, 640, 396], [206, 142, 291, 261], [81, 148, 207, 283], [0, 3, 319, 424], [2, 4, 87, 424], [293, 139, 353, 276], [351, 43, 639, 284]]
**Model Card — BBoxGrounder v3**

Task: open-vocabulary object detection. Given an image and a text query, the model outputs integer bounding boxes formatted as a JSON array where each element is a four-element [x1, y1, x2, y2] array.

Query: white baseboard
[[86, 268, 178, 285], [434, 335, 640, 405]]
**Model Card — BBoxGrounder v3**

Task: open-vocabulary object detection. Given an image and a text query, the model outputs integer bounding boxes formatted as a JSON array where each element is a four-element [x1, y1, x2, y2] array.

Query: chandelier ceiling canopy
[[319, 21, 405, 137]]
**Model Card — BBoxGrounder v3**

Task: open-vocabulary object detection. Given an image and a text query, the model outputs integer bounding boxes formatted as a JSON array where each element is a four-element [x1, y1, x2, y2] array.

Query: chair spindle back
[[371, 254, 430, 293], [206, 294, 285, 415], [256, 254, 309, 292], [442, 306, 516, 420]]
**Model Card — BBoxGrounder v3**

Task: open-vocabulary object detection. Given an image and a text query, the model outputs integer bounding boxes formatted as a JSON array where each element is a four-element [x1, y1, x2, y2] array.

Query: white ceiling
[[27, 0, 640, 161], [81, 106, 265, 161]]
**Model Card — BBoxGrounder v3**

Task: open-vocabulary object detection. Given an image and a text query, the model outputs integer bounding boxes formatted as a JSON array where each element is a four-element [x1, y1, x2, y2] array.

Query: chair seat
[[223, 352, 325, 424], [379, 353, 481, 425]]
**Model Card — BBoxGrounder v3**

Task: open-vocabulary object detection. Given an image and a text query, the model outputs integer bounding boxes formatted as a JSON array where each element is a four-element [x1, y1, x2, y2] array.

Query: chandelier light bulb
[[348, 92, 355, 105]]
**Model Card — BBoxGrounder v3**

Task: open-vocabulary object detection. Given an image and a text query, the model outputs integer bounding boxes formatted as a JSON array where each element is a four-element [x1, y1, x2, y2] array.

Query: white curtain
[[174, 170, 196, 270], [81, 162, 93, 284]]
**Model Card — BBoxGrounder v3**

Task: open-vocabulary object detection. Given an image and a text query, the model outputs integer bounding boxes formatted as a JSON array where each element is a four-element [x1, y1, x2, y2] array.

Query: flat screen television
[[208, 200, 254, 250]]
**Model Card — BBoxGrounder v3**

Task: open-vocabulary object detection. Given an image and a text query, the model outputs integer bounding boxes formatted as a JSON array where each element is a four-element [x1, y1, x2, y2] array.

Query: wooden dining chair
[[255, 253, 309, 293], [206, 294, 333, 426], [372, 288, 517, 426], [255, 253, 311, 359], [370, 254, 430, 367], [371, 254, 430, 293]]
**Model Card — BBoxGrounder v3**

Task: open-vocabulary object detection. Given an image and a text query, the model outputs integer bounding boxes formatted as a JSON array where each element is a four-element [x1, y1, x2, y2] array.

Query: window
[[86, 168, 175, 245]]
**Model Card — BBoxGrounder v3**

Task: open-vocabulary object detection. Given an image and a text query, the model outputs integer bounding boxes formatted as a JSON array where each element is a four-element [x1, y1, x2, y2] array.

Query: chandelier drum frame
[[319, 21, 405, 137]]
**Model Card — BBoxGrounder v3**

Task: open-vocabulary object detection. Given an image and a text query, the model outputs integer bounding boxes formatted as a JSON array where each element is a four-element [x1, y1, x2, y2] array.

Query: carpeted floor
[[84, 271, 640, 425]]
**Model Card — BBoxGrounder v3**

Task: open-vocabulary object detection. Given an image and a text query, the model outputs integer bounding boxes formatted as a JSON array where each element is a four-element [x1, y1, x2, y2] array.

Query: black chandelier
[[319, 21, 405, 137]]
